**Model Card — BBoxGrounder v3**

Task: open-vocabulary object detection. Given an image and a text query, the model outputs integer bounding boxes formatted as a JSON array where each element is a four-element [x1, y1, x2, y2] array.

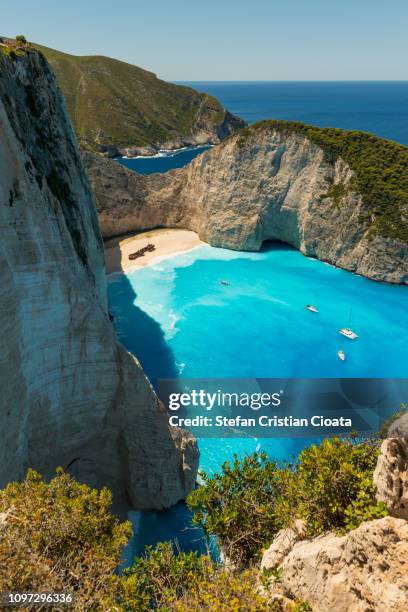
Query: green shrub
[[1, 45, 16, 60], [0, 469, 130, 610], [188, 438, 386, 565], [173, 567, 274, 611], [378, 402, 407, 438], [121, 541, 210, 610], [187, 452, 285, 567], [122, 542, 295, 611], [275, 437, 387, 536], [15, 34, 27, 46]]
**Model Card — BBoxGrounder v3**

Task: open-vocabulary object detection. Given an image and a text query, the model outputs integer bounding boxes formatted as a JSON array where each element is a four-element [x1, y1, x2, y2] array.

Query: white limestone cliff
[[261, 516, 408, 611], [0, 50, 198, 511], [84, 125, 407, 284]]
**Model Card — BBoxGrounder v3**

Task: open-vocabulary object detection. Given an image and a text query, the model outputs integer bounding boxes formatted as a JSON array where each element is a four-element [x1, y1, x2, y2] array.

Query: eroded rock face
[[388, 414, 408, 439], [85, 126, 408, 283], [261, 520, 306, 570], [0, 51, 198, 510], [374, 438, 408, 520], [262, 517, 408, 612], [84, 125, 407, 284]]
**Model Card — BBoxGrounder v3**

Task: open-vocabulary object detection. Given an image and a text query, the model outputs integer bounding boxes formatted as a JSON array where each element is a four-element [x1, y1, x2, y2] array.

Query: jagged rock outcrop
[[388, 413, 408, 438], [261, 520, 306, 570], [0, 50, 198, 510], [84, 122, 408, 284], [374, 438, 408, 519], [374, 416, 408, 520], [261, 517, 408, 611]]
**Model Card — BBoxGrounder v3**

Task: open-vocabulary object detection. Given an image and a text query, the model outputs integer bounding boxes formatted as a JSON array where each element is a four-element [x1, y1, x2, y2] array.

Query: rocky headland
[[0, 47, 198, 511], [34, 43, 246, 157], [85, 121, 408, 284]]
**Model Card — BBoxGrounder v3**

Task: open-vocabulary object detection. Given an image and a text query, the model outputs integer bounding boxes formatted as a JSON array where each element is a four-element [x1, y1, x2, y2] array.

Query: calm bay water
[[109, 245, 408, 557], [119, 145, 211, 174], [112, 81, 408, 558]]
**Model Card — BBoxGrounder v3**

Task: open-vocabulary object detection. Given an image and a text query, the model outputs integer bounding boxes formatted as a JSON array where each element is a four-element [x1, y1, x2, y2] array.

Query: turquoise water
[[108, 243, 408, 557], [109, 244, 408, 385]]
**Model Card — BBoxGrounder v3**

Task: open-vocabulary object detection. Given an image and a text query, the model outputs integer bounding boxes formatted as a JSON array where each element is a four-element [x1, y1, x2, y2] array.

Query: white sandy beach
[[104, 228, 205, 275]]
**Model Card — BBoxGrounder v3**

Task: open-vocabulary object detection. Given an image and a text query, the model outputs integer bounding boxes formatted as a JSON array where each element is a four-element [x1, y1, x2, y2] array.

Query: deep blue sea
[[111, 82, 408, 559], [118, 81, 408, 174], [183, 81, 408, 145]]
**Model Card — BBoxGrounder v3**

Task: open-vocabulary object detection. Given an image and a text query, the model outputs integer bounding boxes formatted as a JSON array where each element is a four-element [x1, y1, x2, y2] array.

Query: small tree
[[187, 452, 285, 567], [15, 34, 27, 46]]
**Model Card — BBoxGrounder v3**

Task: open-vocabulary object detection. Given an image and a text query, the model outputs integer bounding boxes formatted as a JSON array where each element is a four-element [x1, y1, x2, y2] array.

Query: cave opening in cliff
[[260, 238, 297, 254]]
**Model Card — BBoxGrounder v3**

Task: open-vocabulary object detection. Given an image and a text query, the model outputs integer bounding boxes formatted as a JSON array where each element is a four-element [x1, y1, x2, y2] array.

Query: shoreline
[[118, 143, 213, 160], [104, 228, 205, 276]]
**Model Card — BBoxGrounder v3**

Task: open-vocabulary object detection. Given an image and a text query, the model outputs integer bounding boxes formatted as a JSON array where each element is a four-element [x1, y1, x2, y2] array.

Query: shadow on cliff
[[260, 239, 297, 254], [108, 267, 180, 391]]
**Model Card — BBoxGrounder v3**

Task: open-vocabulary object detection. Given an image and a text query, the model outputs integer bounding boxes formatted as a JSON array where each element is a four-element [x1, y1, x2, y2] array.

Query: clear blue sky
[[3, 0, 408, 81]]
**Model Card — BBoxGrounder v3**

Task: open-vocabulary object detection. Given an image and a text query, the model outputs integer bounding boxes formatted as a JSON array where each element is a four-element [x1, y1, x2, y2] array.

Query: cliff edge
[[0, 48, 198, 510], [85, 121, 408, 284]]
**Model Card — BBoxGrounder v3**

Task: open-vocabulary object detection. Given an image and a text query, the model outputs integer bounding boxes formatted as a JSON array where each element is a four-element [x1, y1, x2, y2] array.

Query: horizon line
[[173, 79, 408, 83]]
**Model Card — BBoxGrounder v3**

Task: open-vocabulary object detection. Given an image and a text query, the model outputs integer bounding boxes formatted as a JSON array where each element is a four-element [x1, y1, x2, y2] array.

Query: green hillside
[[36, 44, 244, 152]]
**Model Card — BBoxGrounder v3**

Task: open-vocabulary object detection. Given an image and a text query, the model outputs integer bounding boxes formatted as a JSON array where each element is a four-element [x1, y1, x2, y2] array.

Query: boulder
[[373, 438, 408, 519], [388, 413, 408, 439], [262, 517, 408, 611]]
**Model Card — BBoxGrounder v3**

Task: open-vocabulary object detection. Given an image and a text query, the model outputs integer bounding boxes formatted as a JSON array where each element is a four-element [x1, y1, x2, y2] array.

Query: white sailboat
[[306, 304, 319, 313], [339, 308, 358, 340], [339, 328, 358, 340]]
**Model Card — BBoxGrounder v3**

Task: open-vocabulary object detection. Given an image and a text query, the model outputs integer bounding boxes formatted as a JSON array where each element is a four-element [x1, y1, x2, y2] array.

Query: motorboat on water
[[337, 350, 346, 361], [339, 328, 358, 340], [220, 280, 230, 286], [306, 304, 319, 313]]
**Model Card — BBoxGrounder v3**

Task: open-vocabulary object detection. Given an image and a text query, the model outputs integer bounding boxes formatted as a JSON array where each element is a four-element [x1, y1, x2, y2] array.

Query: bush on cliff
[[187, 438, 387, 565], [187, 452, 284, 567], [0, 470, 278, 610], [15, 35, 27, 46], [275, 437, 388, 536], [121, 541, 278, 611], [0, 469, 130, 610], [0, 438, 387, 608]]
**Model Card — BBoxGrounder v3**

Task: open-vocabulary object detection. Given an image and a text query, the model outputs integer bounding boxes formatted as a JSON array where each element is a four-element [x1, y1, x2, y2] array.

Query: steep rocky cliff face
[[84, 123, 407, 284], [0, 50, 198, 510]]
